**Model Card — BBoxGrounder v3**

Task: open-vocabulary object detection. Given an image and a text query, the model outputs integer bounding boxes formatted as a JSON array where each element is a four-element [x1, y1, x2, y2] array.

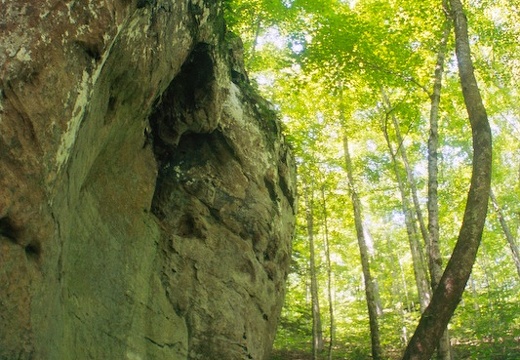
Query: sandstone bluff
[[0, 1, 296, 359]]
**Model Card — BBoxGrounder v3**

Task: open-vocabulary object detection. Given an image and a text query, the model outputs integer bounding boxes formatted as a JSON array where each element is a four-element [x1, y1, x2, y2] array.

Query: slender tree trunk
[[248, 18, 262, 64], [387, 237, 410, 345], [343, 133, 383, 360], [517, 160, 520, 236], [320, 185, 335, 360], [427, 7, 453, 359], [363, 225, 384, 315], [469, 276, 481, 313], [381, 89, 429, 246], [399, 257, 412, 313], [305, 186, 324, 359], [402, 0, 492, 358], [382, 119, 431, 312], [490, 189, 520, 279]]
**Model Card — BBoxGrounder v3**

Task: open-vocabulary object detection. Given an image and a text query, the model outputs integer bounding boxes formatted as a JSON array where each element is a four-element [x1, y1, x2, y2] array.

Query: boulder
[[0, 1, 296, 359]]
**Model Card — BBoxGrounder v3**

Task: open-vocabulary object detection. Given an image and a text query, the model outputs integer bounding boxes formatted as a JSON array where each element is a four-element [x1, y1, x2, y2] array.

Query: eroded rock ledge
[[0, 1, 296, 359]]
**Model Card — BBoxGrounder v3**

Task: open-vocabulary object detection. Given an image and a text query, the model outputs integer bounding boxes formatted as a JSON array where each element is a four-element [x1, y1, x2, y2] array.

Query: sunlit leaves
[[225, 0, 520, 356]]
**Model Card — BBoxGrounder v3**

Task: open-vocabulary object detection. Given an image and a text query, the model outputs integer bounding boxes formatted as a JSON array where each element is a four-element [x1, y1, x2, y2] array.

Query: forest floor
[[270, 337, 520, 359]]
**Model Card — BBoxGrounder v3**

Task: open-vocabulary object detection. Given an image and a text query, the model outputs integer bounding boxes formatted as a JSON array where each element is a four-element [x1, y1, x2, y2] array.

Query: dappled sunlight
[[226, 0, 520, 358]]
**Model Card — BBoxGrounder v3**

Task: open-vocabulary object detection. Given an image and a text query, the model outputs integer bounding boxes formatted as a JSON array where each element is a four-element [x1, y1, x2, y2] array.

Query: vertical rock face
[[0, 1, 296, 359]]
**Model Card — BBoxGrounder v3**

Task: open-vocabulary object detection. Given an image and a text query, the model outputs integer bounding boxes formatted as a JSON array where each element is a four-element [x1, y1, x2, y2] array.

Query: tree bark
[[381, 90, 429, 246], [305, 186, 324, 359], [386, 237, 411, 345], [320, 185, 335, 360], [427, 6, 453, 358], [382, 116, 432, 313], [402, 1, 492, 359], [490, 189, 520, 279], [343, 133, 383, 360]]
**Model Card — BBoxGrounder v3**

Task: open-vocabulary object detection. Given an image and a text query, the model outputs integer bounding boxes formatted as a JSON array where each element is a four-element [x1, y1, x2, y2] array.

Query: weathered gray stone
[[0, 1, 296, 359]]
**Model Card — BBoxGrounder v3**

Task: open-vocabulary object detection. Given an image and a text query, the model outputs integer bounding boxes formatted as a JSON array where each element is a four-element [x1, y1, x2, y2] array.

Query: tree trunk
[[402, 0, 492, 358], [386, 237, 411, 345], [248, 18, 262, 64], [490, 189, 520, 279], [427, 6, 453, 358], [469, 276, 481, 313], [320, 185, 335, 360], [305, 186, 324, 359], [382, 117, 431, 313], [381, 90, 429, 246], [343, 132, 383, 360]]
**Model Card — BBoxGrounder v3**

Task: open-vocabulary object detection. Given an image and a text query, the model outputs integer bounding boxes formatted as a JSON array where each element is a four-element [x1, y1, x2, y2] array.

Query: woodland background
[[224, 0, 520, 358]]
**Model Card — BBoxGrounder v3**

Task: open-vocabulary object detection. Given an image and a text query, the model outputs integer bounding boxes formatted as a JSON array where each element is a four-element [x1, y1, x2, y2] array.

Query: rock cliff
[[0, 1, 296, 359]]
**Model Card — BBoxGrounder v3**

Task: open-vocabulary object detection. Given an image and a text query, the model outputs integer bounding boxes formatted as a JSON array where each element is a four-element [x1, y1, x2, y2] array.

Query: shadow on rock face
[[150, 42, 220, 156]]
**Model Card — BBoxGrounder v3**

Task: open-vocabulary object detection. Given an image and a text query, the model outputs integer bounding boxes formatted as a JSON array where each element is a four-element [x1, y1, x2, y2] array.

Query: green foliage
[[226, 0, 520, 358]]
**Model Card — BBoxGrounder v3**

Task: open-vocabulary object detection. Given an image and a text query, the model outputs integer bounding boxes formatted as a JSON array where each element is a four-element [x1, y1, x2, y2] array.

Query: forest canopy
[[225, 0, 520, 359]]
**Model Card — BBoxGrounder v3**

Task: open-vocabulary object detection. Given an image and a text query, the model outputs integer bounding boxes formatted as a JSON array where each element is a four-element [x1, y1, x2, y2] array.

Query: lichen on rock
[[0, 1, 296, 359]]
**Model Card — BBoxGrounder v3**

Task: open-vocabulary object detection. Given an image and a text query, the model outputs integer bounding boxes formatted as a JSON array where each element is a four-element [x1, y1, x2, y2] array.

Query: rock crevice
[[0, 1, 296, 359]]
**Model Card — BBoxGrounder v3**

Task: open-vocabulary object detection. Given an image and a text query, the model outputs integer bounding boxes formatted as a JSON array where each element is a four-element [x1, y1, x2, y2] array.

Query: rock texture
[[0, 1, 296, 359]]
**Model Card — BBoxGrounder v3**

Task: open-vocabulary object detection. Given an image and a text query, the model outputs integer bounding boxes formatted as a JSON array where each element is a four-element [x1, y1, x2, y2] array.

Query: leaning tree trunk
[[381, 90, 429, 246], [490, 189, 520, 279], [402, 1, 492, 359], [387, 237, 412, 345], [343, 132, 383, 360], [305, 185, 324, 359], [427, 5, 453, 358], [320, 185, 335, 360], [382, 116, 432, 313]]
